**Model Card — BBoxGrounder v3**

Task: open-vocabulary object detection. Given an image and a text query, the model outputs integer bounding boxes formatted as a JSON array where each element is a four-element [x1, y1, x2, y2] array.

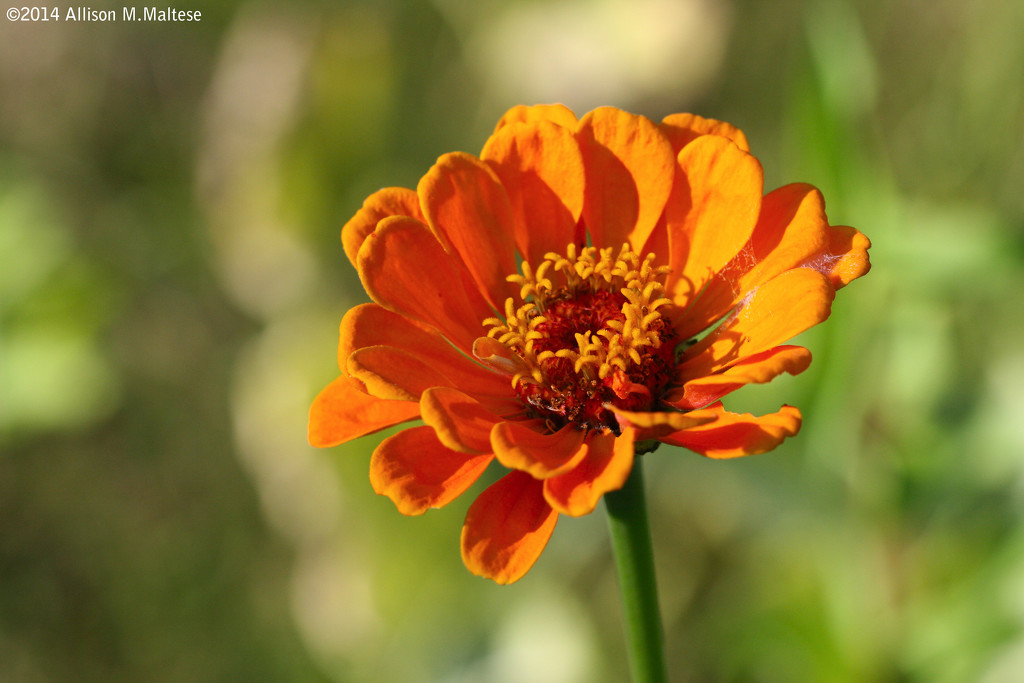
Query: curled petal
[[461, 471, 558, 584], [660, 403, 802, 458], [491, 421, 587, 479], [338, 303, 427, 373], [370, 425, 493, 516], [681, 267, 834, 378], [803, 225, 872, 290], [308, 375, 419, 448], [356, 216, 494, 354], [748, 183, 830, 273], [418, 152, 519, 309], [664, 345, 812, 410], [659, 113, 750, 154], [673, 183, 831, 340], [543, 429, 634, 517], [608, 407, 717, 441], [420, 386, 506, 455], [341, 187, 423, 266], [481, 120, 585, 266], [339, 304, 507, 398], [348, 346, 457, 402], [576, 107, 675, 250], [493, 103, 579, 132], [665, 134, 764, 307]]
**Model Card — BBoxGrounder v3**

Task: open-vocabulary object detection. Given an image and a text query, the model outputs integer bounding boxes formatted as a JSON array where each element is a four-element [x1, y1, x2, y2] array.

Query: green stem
[[605, 456, 668, 683]]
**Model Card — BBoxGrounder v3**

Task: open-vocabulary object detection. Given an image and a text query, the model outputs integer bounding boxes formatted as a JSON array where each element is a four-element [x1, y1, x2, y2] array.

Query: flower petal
[[673, 183, 831, 340], [418, 152, 519, 309], [356, 215, 494, 354], [342, 308, 510, 402], [608, 407, 717, 441], [491, 421, 588, 479], [347, 346, 435, 401], [308, 375, 419, 448], [481, 120, 585, 266], [659, 113, 750, 154], [420, 386, 507, 454], [665, 134, 764, 307], [664, 345, 812, 410], [370, 425, 493, 516], [543, 429, 634, 517], [338, 302, 433, 364], [748, 184, 831, 273], [493, 103, 579, 132], [338, 303, 413, 373], [461, 470, 558, 584], [802, 224, 872, 290], [659, 403, 802, 458], [640, 213, 671, 268], [346, 346, 452, 401], [680, 267, 834, 378], [350, 345, 510, 402], [341, 187, 423, 266], [576, 107, 675, 250]]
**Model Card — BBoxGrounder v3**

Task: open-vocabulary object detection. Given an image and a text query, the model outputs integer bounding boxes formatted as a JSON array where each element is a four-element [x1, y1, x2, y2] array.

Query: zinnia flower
[[309, 104, 870, 584]]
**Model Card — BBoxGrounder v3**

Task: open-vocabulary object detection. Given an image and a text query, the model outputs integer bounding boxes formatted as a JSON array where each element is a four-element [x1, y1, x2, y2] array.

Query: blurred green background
[[2, 0, 1023, 681]]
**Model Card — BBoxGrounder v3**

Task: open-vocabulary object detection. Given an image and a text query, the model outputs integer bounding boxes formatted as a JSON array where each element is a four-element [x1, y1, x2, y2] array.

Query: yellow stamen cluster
[[484, 243, 673, 388], [482, 298, 550, 386]]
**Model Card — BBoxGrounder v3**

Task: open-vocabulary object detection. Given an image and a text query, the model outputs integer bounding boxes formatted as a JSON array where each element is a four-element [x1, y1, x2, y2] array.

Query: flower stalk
[[605, 456, 668, 683]]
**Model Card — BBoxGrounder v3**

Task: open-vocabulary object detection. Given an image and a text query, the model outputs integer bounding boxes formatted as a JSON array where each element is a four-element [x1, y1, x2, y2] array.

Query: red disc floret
[[513, 289, 678, 433]]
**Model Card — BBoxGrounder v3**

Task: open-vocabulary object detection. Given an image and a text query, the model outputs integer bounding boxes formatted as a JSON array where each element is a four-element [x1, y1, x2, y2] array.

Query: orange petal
[[748, 184, 831, 271], [341, 187, 423, 266], [308, 375, 419, 448], [341, 304, 510, 399], [640, 213, 671, 268], [802, 225, 872, 290], [347, 346, 455, 401], [608, 406, 717, 441], [338, 303, 404, 373], [461, 470, 558, 584], [664, 345, 812, 410], [338, 302, 432, 367], [659, 403, 802, 459], [665, 135, 764, 307], [350, 345, 510, 402], [542, 429, 634, 517], [576, 107, 675, 250], [491, 421, 588, 479], [370, 425, 493, 516], [481, 120, 585, 266], [356, 215, 494, 354], [493, 103, 579, 132], [673, 183, 831, 340], [659, 113, 750, 154], [420, 386, 505, 455], [680, 267, 834, 378], [418, 152, 519, 309]]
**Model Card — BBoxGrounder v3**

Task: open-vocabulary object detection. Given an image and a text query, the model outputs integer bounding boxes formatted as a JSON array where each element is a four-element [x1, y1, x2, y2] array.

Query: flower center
[[484, 244, 678, 433]]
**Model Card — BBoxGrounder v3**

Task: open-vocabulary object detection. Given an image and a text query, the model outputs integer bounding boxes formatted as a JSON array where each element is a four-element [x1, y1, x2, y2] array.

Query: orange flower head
[[309, 105, 871, 584]]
